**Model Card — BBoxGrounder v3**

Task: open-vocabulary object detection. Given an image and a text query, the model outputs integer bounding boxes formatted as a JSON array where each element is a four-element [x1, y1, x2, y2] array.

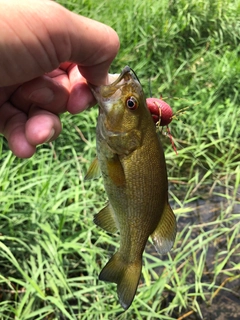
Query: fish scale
[[86, 66, 177, 310]]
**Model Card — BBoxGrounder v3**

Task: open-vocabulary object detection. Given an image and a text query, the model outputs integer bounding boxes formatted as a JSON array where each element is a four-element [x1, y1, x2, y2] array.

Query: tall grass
[[0, 0, 239, 319]]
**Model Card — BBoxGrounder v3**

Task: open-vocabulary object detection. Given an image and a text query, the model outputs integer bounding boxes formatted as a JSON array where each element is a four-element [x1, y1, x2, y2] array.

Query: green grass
[[1, 0, 240, 319]]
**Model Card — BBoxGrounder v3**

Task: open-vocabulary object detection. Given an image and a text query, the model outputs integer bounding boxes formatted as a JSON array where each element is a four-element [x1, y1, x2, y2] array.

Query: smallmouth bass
[[86, 66, 176, 310]]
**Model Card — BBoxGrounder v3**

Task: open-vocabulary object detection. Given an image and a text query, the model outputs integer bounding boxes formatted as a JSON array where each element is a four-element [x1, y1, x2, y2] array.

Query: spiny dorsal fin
[[85, 157, 101, 180], [151, 202, 177, 254], [94, 203, 118, 234]]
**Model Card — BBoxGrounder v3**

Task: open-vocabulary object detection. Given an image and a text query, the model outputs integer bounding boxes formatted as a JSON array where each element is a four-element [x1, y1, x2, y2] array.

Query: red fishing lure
[[146, 97, 173, 126], [146, 97, 177, 154]]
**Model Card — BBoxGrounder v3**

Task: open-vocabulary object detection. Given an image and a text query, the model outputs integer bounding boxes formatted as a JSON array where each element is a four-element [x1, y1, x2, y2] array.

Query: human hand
[[0, 0, 119, 158]]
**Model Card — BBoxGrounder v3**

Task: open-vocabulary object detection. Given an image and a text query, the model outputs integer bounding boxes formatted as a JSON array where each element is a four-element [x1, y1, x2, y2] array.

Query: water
[[172, 186, 240, 319], [143, 182, 240, 319]]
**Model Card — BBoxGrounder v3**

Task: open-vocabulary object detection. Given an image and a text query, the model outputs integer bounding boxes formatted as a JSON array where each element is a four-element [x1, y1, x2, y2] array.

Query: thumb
[[63, 8, 120, 85], [0, 0, 120, 86]]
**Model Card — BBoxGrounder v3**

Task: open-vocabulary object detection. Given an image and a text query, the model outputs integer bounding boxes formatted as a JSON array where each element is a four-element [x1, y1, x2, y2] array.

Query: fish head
[[90, 66, 149, 134]]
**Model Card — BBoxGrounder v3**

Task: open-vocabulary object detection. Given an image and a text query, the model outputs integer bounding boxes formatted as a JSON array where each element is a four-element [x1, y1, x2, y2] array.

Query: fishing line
[[148, 78, 152, 98], [146, 77, 212, 189], [129, 67, 141, 84], [150, 95, 216, 192]]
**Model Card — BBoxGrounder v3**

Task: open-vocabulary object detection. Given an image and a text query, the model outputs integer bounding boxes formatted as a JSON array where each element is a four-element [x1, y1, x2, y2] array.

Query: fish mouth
[[107, 66, 132, 90], [89, 66, 139, 101]]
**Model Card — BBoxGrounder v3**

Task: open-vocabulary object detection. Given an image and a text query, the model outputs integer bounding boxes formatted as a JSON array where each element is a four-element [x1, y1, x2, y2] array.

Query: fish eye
[[126, 96, 138, 110]]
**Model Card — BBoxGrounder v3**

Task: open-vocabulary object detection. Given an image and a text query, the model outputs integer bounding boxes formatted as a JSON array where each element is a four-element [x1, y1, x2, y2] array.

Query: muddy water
[[143, 184, 240, 319], [177, 197, 240, 319], [165, 187, 240, 319]]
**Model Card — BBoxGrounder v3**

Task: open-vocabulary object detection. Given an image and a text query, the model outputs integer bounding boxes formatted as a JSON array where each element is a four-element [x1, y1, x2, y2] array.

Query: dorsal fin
[[151, 203, 176, 254]]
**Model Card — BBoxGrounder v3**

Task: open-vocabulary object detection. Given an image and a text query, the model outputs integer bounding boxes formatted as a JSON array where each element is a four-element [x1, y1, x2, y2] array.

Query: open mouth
[[89, 66, 137, 100]]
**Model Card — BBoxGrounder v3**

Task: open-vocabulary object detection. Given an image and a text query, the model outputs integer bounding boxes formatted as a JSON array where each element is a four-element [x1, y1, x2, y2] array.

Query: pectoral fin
[[151, 203, 177, 254], [85, 157, 101, 180], [94, 203, 118, 233], [107, 156, 126, 187]]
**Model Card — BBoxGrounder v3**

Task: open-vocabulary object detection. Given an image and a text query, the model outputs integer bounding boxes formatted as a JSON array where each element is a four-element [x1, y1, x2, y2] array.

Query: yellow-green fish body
[[86, 66, 176, 310]]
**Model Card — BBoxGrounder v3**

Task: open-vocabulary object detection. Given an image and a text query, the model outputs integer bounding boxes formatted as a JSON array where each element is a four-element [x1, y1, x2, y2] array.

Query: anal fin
[[94, 203, 118, 234]]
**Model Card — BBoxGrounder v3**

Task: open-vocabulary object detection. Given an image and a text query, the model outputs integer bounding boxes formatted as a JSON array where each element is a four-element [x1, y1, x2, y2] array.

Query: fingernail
[[45, 129, 55, 142], [29, 88, 54, 104]]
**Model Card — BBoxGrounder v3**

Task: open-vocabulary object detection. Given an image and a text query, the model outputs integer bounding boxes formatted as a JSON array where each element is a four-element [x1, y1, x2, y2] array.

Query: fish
[[85, 66, 176, 310]]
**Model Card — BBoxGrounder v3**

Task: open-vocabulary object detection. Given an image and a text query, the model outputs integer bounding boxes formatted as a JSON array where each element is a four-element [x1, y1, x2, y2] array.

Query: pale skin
[[0, 0, 120, 158]]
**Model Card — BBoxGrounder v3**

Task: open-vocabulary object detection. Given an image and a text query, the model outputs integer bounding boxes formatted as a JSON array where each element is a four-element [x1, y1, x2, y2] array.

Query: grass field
[[0, 0, 240, 319]]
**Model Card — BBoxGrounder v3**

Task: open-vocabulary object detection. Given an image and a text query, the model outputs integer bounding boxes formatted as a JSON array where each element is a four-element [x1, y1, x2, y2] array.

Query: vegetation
[[1, 0, 239, 319]]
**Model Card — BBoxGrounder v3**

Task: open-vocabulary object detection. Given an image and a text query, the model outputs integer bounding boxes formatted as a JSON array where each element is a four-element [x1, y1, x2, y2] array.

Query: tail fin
[[99, 252, 142, 310]]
